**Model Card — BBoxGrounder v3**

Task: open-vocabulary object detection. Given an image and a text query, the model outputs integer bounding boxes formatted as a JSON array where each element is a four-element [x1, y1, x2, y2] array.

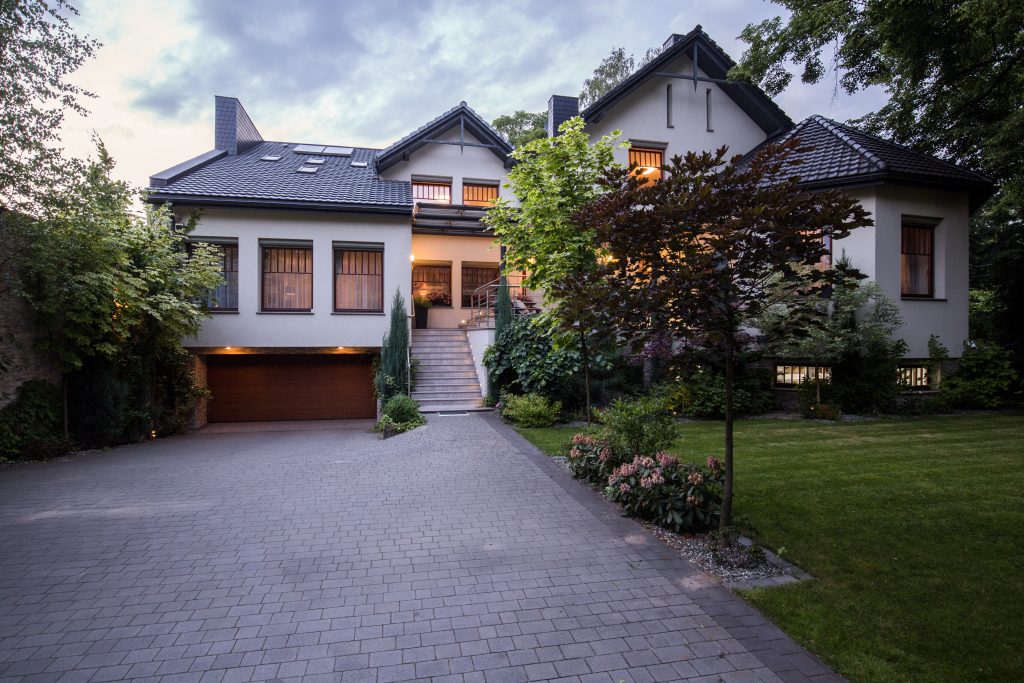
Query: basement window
[[899, 366, 930, 390]]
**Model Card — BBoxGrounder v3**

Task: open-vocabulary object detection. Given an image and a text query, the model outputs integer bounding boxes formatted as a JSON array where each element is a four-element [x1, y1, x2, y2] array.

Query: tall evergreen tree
[[376, 289, 409, 402]]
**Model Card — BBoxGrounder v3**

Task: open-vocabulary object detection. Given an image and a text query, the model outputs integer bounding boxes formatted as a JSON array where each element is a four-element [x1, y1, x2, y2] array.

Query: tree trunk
[[62, 375, 69, 439], [580, 331, 592, 426], [719, 333, 735, 536]]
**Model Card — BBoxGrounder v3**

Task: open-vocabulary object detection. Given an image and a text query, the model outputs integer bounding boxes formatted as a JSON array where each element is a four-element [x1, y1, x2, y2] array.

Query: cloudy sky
[[61, 0, 886, 188]]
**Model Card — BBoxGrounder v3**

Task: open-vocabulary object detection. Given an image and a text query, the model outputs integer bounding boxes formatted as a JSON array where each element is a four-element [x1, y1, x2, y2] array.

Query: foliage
[[0, 0, 99, 213], [372, 394, 425, 435], [968, 288, 1003, 343], [484, 117, 622, 419], [660, 370, 775, 419], [606, 453, 724, 533], [483, 315, 582, 399], [565, 433, 615, 485], [376, 289, 410, 403], [491, 110, 547, 148], [732, 0, 1023, 367], [500, 393, 561, 428], [579, 45, 661, 109], [578, 140, 872, 527], [596, 395, 679, 459], [425, 290, 450, 307], [941, 341, 1019, 409], [0, 380, 70, 460]]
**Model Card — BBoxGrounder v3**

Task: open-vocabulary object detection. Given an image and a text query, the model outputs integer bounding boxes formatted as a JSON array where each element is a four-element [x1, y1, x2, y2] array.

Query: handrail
[[465, 274, 539, 329]]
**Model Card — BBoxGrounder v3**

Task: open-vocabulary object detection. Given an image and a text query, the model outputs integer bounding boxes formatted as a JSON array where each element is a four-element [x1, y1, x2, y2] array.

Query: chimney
[[546, 94, 580, 137], [214, 95, 263, 155]]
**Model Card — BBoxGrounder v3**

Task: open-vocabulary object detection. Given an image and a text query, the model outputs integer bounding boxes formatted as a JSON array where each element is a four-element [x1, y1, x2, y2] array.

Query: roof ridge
[[809, 115, 888, 171]]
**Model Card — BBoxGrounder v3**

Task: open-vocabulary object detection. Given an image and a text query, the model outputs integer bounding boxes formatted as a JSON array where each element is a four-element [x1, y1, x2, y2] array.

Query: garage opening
[[205, 354, 376, 422]]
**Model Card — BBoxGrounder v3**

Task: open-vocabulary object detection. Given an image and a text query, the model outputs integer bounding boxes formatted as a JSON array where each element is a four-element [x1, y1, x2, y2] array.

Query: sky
[[61, 0, 887, 188]]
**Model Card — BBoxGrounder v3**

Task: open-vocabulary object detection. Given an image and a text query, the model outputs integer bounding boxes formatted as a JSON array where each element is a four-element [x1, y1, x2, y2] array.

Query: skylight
[[350, 161, 368, 168], [307, 158, 325, 165], [296, 166, 319, 174], [322, 146, 353, 156], [292, 144, 353, 156], [293, 144, 324, 154], [260, 155, 282, 162]]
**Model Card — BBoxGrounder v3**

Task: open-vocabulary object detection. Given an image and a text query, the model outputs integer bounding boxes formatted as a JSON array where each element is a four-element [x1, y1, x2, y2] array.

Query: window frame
[[462, 182, 499, 207], [412, 262, 453, 308], [460, 262, 501, 308], [412, 180, 452, 205], [191, 239, 239, 313], [260, 242, 314, 313], [901, 218, 937, 299], [774, 364, 832, 389], [898, 365, 931, 391], [333, 244, 385, 314]]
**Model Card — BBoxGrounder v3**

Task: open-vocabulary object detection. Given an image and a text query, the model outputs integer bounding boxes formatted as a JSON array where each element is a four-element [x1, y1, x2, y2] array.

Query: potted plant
[[413, 295, 431, 329], [425, 291, 451, 326]]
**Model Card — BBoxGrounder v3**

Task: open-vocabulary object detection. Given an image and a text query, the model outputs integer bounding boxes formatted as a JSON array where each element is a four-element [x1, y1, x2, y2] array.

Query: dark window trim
[[332, 245, 385, 314], [901, 217, 937, 298], [190, 239, 239, 312], [260, 243, 313, 313]]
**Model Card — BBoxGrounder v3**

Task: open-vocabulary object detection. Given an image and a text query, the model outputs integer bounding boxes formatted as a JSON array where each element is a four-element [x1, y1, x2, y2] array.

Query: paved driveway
[[0, 414, 839, 683]]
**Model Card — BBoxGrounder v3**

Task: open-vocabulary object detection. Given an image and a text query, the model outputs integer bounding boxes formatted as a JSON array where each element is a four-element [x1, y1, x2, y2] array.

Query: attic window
[[296, 166, 319, 174], [322, 146, 353, 156], [351, 161, 368, 168], [261, 155, 282, 162]]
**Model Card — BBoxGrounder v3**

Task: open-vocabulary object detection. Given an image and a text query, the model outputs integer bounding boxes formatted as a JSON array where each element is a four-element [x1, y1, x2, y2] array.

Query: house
[[148, 25, 992, 424]]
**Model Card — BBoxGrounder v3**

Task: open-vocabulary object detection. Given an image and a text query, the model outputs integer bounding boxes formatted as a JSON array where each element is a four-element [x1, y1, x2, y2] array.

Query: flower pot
[[414, 305, 429, 329]]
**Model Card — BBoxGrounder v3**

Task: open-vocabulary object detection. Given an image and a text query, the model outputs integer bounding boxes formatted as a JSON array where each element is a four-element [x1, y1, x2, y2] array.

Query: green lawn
[[517, 415, 1024, 682]]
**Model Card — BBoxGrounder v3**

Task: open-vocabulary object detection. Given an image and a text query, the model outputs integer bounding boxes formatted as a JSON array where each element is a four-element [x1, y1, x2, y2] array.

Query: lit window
[[413, 181, 451, 205], [463, 183, 499, 206], [262, 245, 313, 312], [899, 366, 930, 390], [334, 247, 383, 312], [775, 364, 831, 388], [413, 263, 452, 307], [629, 147, 663, 184], [461, 263, 500, 308], [901, 219, 936, 297]]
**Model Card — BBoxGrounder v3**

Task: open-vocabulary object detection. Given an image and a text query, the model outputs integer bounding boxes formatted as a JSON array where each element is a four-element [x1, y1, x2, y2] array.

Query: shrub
[[565, 433, 613, 484], [372, 394, 425, 435], [501, 393, 561, 427], [661, 369, 775, 419], [942, 341, 1019, 409], [597, 395, 678, 458], [606, 453, 724, 533], [0, 380, 71, 461], [484, 316, 582, 399]]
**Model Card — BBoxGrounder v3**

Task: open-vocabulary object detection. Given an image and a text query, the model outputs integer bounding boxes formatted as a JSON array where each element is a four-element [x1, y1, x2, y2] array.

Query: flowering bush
[[597, 395, 678, 458], [425, 290, 452, 307], [606, 453, 724, 533], [565, 433, 617, 484]]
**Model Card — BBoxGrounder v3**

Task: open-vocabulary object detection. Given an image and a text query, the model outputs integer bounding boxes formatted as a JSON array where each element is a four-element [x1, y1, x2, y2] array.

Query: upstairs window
[[413, 263, 452, 307], [196, 242, 238, 311], [629, 147, 663, 184], [901, 219, 935, 298], [334, 246, 383, 312], [412, 181, 451, 205], [461, 263, 500, 308], [463, 183, 499, 207], [261, 244, 313, 312]]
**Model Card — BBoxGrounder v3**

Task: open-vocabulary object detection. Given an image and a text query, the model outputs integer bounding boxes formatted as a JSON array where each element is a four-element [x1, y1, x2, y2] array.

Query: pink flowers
[[639, 469, 665, 489], [687, 471, 704, 486], [572, 433, 597, 446], [598, 447, 612, 462], [656, 452, 676, 467], [706, 456, 722, 472], [618, 483, 631, 493]]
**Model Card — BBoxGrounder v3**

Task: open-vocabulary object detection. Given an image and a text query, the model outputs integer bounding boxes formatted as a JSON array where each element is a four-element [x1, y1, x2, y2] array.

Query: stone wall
[[0, 288, 59, 408]]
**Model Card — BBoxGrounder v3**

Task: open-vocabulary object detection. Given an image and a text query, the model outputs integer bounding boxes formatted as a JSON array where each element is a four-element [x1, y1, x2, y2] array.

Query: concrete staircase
[[411, 329, 486, 412]]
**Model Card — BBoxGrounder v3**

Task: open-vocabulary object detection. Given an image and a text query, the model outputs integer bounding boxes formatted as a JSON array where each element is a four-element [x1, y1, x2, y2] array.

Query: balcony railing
[[463, 274, 539, 329]]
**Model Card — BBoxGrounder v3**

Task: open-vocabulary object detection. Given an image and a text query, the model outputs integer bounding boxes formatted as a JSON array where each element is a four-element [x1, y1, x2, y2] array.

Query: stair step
[[412, 388, 483, 398]]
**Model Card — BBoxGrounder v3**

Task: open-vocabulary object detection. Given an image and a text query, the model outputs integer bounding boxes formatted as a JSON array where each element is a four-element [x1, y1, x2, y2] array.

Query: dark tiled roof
[[149, 141, 412, 212], [757, 115, 994, 208], [376, 102, 513, 172], [582, 25, 792, 136]]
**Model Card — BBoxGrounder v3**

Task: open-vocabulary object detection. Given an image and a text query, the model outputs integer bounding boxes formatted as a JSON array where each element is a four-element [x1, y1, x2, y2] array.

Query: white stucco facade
[[182, 207, 411, 350]]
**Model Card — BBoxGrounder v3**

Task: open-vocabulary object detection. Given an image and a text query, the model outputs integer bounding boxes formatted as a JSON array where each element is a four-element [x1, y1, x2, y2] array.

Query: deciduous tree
[[491, 110, 547, 148]]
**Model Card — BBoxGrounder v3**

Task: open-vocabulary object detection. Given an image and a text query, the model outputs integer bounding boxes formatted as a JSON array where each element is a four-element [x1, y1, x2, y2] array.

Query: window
[[901, 219, 935, 297], [413, 263, 452, 307], [899, 366, 930, 390], [261, 245, 313, 311], [196, 242, 238, 311], [412, 181, 451, 205], [629, 147, 663, 184], [463, 183, 499, 207], [706, 88, 713, 132], [461, 263, 500, 308], [775, 364, 831, 388], [666, 84, 673, 128], [334, 246, 383, 312]]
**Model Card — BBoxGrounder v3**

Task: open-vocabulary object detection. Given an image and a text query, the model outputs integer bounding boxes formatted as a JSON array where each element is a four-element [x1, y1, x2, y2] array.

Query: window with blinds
[[413, 263, 452, 306], [898, 366, 930, 389], [901, 220, 935, 297], [200, 243, 238, 311], [463, 183, 499, 206], [775, 365, 831, 388], [461, 264, 500, 307], [412, 181, 452, 205], [261, 246, 313, 311], [629, 147, 663, 184], [334, 247, 383, 312]]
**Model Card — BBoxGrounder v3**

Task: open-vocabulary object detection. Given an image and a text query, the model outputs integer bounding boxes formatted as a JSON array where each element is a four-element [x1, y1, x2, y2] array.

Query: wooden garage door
[[206, 354, 375, 422]]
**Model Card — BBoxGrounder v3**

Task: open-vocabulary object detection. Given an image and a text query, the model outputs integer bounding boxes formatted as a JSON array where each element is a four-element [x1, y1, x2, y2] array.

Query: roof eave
[[797, 173, 996, 213], [146, 192, 414, 216]]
